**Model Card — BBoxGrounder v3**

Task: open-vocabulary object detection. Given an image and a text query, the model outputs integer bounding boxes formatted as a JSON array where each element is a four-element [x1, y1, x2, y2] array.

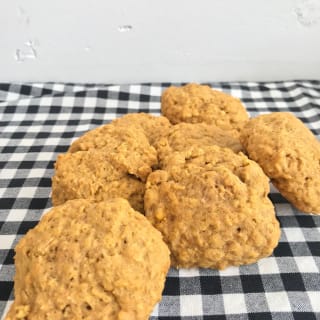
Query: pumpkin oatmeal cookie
[[161, 83, 248, 133], [240, 112, 320, 214], [6, 198, 170, 320], [144, 146, 280, 269]]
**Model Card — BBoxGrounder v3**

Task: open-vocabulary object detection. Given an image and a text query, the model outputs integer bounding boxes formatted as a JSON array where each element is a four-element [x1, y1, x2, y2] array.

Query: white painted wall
[[1, 0, 320, 83]]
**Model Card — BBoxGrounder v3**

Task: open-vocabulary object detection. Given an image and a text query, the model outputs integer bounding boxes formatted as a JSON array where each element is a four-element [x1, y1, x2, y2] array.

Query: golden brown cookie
[[68, 125, 157, 181], [6, 198, 170, 320], [155, 122, 243, 167], [52, 148, 146, 212], [161, 83, 249, 132], [111, 113, 171, 146], [240, 112, 320, 214], [144, 146, 280, 269]]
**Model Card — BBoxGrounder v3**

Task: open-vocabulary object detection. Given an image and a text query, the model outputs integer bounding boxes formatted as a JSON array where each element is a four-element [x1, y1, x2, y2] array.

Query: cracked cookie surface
[[111, 113, 171, 146], [68, 125, 157, 181], [161, 83, 248, 133], [52, 148, 147, 213], [155, 122, 243, 167], [6, 198, 170, 320], [240, 112, 320, 214], [145, 146, 280, 269]]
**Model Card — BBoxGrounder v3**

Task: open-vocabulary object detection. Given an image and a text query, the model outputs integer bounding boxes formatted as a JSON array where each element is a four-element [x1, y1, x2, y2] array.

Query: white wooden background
[[1, 0, 320, 83]]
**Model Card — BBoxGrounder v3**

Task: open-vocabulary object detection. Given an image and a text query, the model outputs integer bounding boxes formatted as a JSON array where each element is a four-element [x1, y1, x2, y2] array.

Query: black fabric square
[[37, 132, 50, 138], [50, 106, 61, 113], [296, 216, 316, 228], [28, 198, 49, 210], [281, 273, 306, 291], [307, 242, 320, 256], [162, 277, 180, 296], [241, 275, 264, 293], [273, 242, 294, 257], [94, 107, 105, 113], [18, 221, 39, 235], [249, 313, 273, 320], [8, 178, 25, 188], [0, 198, 15, 209], [11, 131, 25, 139], [29, 145, 43, 152], [72, 106, 83, 113], [0, 282, 13, 300], [200, 276, 222, 295], [38, 177, 51, 188], [97, 90, 108, 99], [3, 249, 14, 265], [118, 91, 130, 101], [20, 85, 32, 95], [293, 312, 317, 320], [27, 105, 39, 114], [19, 161, 35, 169], [2, 146, 17, 153]]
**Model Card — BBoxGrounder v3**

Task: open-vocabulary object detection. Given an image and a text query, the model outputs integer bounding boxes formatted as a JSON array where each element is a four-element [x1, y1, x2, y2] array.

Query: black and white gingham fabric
[[1, 81, 320, 320]]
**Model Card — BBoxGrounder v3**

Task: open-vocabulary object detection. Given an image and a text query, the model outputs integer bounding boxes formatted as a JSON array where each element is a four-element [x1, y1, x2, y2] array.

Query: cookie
[[161, 83, 248, 132], [52, 148, 146, 212], [5, 199, 170, 320], [111, 113, 171, 146], [144, 146, 280, 269], [68, 125, 157, 181], [240, 112, 320, 214], [155, 122, 243, 167]]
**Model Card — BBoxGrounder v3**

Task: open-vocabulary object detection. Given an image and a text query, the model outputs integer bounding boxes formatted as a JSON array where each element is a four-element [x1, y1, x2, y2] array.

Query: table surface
[[0, 81, 320, 320]]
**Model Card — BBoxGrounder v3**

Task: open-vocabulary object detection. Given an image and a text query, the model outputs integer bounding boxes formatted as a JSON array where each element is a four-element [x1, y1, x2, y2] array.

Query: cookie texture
[[68, 125, 157, 181], [111, 113, 171, 146], [161, 83, 248, 132], [155, 122, 243, 167], [6, 199, 170, 320], [145, 146, 280, 269], [52, 149, 146, 212], [240, 112, 320, 214]]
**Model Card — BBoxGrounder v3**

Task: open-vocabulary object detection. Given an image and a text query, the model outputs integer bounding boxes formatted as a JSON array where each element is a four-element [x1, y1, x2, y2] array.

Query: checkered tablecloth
[[0, 81, 320, 320]]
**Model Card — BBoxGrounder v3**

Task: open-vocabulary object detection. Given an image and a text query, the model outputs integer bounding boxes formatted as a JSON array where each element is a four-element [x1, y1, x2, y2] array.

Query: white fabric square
[[84, 97, 98, 107], [6, 210, 28, 222], [284, 228, 306, 242], [18, 187, 37, 198], [61, 96, 75, 107], [180, 294, 203, 316], [258, 257, 280, 274], [36, 152, 54, 161], [9, 152, 27, 162], [39, 96, 53, 106], [28, 168, 46, 178], [1, 169, 18, 180], [223, 294, 247, 314], [307, 291, 320, 312], [219, 266, 240, 276], [179, 268, 200, 278], [265, 292, 291, 312], [294, 257, 319, 273], [0, 235, 16, 249]]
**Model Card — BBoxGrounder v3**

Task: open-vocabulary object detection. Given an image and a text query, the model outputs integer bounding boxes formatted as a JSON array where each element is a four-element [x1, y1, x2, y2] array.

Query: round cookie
[[111, 113, 171, 146], [155, 122, 243, 167], [52, 148, 146, 212], [68, 125, 157, 181], [240, 112, 320, 214], [161, 83, 248, 132], [144, 146, 280, 269], [6, 199, 170, 320]]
